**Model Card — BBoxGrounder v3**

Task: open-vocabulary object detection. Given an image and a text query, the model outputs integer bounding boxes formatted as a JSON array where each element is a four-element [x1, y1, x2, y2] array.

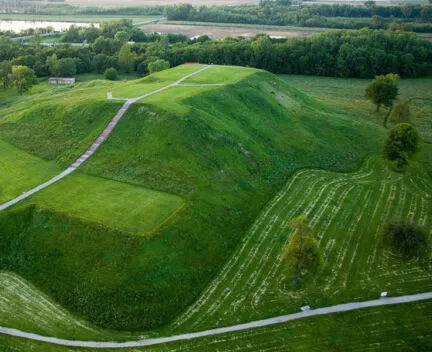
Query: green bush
[[383, 220, 428, 257], [104, 67, 118, 81]]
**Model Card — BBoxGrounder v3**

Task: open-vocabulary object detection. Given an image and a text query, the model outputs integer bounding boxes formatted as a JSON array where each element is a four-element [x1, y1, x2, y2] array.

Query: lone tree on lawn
[[383, 220, 428, 258], [283, 216, 320, 287], [383, 123, 419, 169], [365, 73, 399, 112]]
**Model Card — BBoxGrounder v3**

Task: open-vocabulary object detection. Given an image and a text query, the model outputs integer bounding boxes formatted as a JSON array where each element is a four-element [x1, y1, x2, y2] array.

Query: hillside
[[0, 65, 404, 332]]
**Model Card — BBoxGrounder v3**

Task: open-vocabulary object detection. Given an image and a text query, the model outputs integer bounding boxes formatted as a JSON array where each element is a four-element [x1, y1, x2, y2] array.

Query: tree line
[[1, 21, 431, 94], [164, 3, 432, 33]]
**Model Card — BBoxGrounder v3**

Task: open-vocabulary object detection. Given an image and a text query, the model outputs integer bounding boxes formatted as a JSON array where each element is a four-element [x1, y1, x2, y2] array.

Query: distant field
[[0, 14, 162, 24], [143, 21, 327, 39], [65, 0, 256, 6], [303, 0, 429, 5]]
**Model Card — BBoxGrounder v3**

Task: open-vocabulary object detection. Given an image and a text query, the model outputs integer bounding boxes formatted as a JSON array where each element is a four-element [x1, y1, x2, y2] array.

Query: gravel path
[[0, 65, 213, 212], [0, 292, 430, 348]]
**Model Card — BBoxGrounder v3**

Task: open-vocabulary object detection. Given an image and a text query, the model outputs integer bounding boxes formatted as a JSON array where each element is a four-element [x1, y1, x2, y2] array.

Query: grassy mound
[[0, 66, 385, 331]]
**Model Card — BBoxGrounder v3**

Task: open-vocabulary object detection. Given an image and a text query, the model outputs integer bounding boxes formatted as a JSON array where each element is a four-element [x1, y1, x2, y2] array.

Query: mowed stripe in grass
[[0, 139, 60, 203], [180, 65, 257, 85], [173, 158, 431, 331], [0, 271, 104, 340], [26, 172, 184, 235], [111, 64, 207, 99]]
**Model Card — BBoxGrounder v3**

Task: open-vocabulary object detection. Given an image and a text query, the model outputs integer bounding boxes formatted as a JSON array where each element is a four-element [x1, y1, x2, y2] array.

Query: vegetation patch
[[0, 66, 385, 331], [28, 172, 184, 235]]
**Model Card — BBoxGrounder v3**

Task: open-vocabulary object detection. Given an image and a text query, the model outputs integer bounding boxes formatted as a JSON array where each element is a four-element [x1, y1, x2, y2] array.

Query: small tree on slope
[[283, 216, 320, 287], [383, 123, 419, 170]]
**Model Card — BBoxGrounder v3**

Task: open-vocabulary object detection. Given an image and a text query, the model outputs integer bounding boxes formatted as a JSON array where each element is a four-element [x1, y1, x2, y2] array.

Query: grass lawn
[[171, 157, 431, 332], [0, 271, 107, 341], [27, 172, 184, 235], [279, 75, 432, 174], [180, 65, 258, 84], [0, 139, 60, 203], [111, 64, 206, 99], [0, 300, 430, 351], [75, 72, 140, 82]]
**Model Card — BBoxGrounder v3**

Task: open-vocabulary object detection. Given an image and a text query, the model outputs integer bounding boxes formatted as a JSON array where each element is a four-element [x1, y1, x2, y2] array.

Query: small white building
[[48, 77, 75, 85]]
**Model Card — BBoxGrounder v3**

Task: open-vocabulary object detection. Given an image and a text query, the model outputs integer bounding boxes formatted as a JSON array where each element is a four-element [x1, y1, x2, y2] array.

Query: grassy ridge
[[0, 66, 384, 331]]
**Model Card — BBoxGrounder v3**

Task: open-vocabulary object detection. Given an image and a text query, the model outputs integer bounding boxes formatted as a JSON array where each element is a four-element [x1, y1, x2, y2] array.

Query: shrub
[[104, 67, 118, 81], [383, 220, 428, 257], [148, 59, 170, 73]]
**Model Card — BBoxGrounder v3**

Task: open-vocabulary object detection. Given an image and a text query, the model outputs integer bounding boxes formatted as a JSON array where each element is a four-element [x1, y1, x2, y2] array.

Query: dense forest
[[1, 19, 431, 81]]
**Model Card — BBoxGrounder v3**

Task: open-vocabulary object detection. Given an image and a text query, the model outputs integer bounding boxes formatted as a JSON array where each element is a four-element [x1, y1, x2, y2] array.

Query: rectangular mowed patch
[[0, 139, 60, 203], [28, 172, 184, 235], [180, 65, 257, 85], [111, 64, 207, 99]]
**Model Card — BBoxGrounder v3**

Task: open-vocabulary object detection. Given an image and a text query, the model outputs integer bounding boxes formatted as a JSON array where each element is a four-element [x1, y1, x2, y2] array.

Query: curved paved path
[[0, 292, 431, 348], [0, 65, 213, 212]]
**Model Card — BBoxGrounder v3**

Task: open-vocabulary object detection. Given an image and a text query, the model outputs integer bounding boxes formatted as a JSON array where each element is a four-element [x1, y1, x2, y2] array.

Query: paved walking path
[[0, 65, 213, 212], [0, 292, 430, 348]]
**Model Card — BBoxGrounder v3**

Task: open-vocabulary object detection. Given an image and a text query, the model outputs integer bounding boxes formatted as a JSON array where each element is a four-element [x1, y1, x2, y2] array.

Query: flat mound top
[[111, 64, 258, 100]]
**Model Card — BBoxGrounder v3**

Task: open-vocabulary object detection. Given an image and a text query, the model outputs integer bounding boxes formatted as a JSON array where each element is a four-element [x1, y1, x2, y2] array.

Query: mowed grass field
[[171, 157, 431, 332], [280, 75, 432, 174], [0, 301, 430, 351], [0, 65, 430, 349], [0, 139, 60, 203], [28, 172, 184, 234]]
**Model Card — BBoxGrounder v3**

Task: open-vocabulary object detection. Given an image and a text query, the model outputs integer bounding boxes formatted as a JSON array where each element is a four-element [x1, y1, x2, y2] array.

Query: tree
[[0, 61, 12, 88], [57, 58, 77, 77], [118, 44, 136, 73], [383, 220, 428, 257], [282, 216, 320, 287], [365, 73, 399, 112], [104, 67, 118, 81], [115, 31, 130, 43], [9, 65, 38, 94], [364, 0, 376, 8], [148, 59, 170, 73], [46, 53, 59, 76], [383, 123, 419, 169], [389, 100, 412, 123]]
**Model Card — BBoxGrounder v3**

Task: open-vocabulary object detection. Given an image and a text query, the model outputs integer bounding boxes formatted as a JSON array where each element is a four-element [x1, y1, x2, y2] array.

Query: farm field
[[0, 65, 430, 350], [64, 0, 256, 6], [141, 22, 324, 39], [0, 14, 162, 25]]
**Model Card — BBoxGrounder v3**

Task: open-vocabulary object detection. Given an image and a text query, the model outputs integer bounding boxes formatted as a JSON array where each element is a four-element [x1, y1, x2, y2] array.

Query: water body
[[0, 20, 99, 32]]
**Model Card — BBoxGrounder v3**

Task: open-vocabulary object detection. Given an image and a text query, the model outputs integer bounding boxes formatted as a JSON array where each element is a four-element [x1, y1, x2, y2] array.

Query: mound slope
[[0, 66, 385, 330]]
